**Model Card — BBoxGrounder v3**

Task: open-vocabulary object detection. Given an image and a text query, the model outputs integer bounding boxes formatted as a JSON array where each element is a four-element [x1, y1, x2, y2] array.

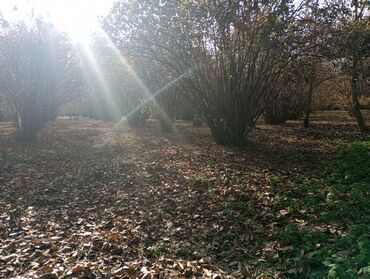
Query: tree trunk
[[17, 112, 40, 142], [193, 114, 202, 127], [304, 64, 315, 128], [158, 112, 174, 133], [351, 0, 367, 132], [351, 66, 367, 132]]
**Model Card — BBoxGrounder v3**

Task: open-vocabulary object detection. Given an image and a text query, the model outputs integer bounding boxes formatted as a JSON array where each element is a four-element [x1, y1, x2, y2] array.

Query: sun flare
[[0, 0, 115, 45]]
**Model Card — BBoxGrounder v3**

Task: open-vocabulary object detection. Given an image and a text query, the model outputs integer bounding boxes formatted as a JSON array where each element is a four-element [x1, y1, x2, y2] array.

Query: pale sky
[[0, 0, 116, 43]]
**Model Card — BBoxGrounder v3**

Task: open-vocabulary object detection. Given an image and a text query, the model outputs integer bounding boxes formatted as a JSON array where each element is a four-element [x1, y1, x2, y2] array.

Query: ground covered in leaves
[[0, 112, 369, 278]]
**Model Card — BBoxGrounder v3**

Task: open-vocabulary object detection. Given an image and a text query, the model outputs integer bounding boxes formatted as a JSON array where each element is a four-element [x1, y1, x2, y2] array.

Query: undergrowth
[[273, 141, 370, 278]]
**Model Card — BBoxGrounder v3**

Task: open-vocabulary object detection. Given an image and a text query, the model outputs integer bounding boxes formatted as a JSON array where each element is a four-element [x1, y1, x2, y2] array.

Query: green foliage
[[327, 141, 370, 185], [325, 141, 370, 221], [323, 138, 344, 148], [272, 178, 326, 219], [224, 201, 249, 214], [275, 141, 370, 278], [146, 245, 167, 257], [268, 175, 281, 185], [321, 225, 370, 279]]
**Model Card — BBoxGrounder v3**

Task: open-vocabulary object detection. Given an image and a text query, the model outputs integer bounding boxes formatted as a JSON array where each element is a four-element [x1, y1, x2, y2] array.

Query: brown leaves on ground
[[0, 115, 367, 278]]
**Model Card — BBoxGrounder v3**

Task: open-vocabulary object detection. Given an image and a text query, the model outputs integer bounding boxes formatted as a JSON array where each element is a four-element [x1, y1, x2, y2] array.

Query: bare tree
[[324, 0, 370, 131], [0, 20, 82, 141], [106, 0, 304, 145], [136, 60, 183, 132], [81, 37, 152, 127], [347, 0, 369, 131], [263, 66, 307, 124]]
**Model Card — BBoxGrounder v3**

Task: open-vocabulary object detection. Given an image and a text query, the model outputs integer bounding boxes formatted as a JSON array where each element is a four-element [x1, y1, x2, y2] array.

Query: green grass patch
[[323, 138, 344, 148], [273, 141, 370, 278]]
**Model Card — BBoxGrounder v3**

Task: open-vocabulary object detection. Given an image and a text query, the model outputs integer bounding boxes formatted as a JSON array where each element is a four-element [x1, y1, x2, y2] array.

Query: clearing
[[0, 112, 369, 278]]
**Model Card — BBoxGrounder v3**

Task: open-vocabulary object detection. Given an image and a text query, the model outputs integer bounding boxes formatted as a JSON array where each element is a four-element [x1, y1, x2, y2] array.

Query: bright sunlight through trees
[[0, 0, 369, 278], [0, 0, 114, 45]]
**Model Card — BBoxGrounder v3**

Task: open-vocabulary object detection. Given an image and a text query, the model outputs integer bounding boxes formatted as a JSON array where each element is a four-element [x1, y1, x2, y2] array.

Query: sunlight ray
[[80, 45, 122, 121], [97, 30, 154, 99], [96, 28, 178, 130], [125, 68, 196, 120]]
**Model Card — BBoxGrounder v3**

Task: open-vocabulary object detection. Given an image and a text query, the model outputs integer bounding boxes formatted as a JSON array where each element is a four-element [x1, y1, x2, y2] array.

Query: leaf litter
[[0, 117, 366, 278]]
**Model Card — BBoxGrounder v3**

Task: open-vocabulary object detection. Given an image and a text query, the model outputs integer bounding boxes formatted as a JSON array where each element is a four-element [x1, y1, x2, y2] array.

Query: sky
[[0, 0, 117, 43]]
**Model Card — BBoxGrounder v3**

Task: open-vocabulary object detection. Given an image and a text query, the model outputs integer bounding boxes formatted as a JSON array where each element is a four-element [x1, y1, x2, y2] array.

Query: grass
[[270, 141, 370, 278]]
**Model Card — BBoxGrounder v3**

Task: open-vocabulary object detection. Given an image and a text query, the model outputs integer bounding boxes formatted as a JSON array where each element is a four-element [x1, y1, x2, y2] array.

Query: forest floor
[[0, 111, 369, 279]]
